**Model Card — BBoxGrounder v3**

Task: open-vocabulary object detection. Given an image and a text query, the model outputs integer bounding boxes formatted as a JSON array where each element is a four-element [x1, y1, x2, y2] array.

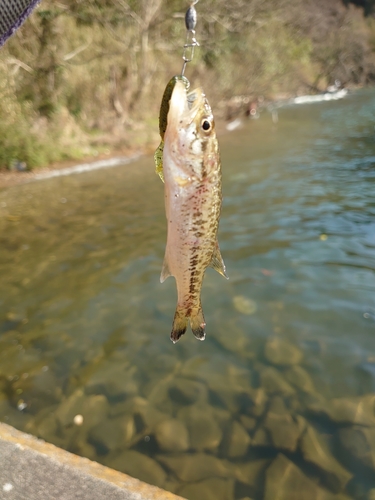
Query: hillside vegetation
[[1, 0, 375, 169]]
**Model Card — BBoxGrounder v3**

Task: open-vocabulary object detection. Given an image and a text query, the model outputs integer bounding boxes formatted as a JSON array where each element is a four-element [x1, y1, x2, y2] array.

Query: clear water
[[0, 89, 375, 499]]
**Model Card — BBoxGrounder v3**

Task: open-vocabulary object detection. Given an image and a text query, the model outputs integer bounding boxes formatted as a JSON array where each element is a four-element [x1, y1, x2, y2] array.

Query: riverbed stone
[[168, 378, 207, 406], [308, 394, 375, 426], [233, 296, 257, 315], [264, 454, 343, 500], [55, 390, 109, 430], [284, 365, 316, 393], [263, 397, 301, 452], [300, 425, 352, 491], [154, 418, 189, 452], [264, 337, 303, 366], [106, 450, 167, 488], [85, 362, 138, 399], [110, 396, 166, 429], [234, 459, 270, 487], [180, 355, 251, 393], [224, 420, 251, 458], [35, 412, 59, 442], [252, 427, 272, 447], [80, 394, 109, 430], [157, 452, 232, 482], [146, 378, 177, 414], [89, 414, 135, 452], [338, 426, 375, 471], [178, 477, 235, 500], [240, 415, 257, 431], [22, 367, 62, 406], [259, 366, 295, 396], [55, 388, 85, 427], [177, 405, 223, 451], [214, 323, 254, 357]]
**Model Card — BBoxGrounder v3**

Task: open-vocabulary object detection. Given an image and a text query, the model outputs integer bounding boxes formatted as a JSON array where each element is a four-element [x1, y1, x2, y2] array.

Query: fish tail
[[170, 307, 189, 344], [189, 303, 206, 341]]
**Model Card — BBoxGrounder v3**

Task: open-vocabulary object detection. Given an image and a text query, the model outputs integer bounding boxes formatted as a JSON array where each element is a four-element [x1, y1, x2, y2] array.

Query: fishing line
[[181, 0, 200, 76]]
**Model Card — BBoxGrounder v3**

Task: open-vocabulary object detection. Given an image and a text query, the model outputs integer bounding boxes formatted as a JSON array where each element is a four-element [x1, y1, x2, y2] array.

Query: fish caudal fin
[[190, 304, 206, 341], [171, 308, 189, 343], [170, 304, 206, 343]]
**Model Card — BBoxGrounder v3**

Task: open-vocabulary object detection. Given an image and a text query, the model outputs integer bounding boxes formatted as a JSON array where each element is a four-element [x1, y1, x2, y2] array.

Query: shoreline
[[0, 87, 352, 190], [0, 146, 144, 189], [0, 118, 230, 189]]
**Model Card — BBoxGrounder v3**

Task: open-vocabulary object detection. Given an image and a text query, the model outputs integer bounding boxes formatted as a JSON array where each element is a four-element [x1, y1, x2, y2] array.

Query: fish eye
[[201, 118, 212, 132]]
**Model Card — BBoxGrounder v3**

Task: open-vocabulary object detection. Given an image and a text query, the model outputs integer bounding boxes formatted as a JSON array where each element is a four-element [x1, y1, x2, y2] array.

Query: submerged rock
[[33, 410, 62, 447], [308, 394, 375, 426], [106, 450, 167, 488], [223, 420, 251, 458], [264, 454, 346, 500], [233, 296, 257, 315], [178, 477, 235, 500], [300, 425, 353, 491], [55, 390, 109, 430], [263, 397, 301, 452], [180, 355, 252, 394], [239, 415, 257, 431], [259, 366, 295, 396], [55, 389, 85, 427], [168, 378, 207, 406], [234, 459, 270, 487], [85, 363, 138, 399], [284, 365, 316, 393], [178, 405, 223, 452], [89, 415, 134, 452], [252, 427, 272, 448], [214, 323, 254, 356], [338, 426, 375, 471], [264, 337, 303, 366], [157, 453, 232, 482], [110, 396, 166, 429], [154, 418, 189, 452]]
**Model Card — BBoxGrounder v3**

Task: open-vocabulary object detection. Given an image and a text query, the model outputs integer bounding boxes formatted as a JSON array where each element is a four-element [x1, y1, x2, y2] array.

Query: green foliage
[[0, 0, 375, 169]]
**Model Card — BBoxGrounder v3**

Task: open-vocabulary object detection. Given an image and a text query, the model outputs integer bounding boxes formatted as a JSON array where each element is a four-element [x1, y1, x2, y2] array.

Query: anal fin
[[209, 241, 228, 279]]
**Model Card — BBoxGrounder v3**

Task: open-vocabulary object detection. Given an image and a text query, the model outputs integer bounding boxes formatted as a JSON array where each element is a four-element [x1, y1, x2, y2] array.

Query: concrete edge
[[0, 422, 185, 500]]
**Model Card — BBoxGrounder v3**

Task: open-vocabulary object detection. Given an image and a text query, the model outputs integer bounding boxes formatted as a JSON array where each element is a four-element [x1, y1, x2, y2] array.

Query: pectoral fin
[[209, 242, 228, 279], [154, 141, 164, 183], [160, 254, 172, 283]]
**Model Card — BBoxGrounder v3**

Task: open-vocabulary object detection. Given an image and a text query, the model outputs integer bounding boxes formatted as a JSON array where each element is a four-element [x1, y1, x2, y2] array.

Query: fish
[[154, 75, 190, 183], [160, 79, 228, 343]]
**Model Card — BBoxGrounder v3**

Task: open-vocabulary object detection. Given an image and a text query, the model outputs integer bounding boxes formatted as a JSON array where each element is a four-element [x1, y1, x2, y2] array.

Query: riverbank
[[0, 116, 232, 189], [0, 422, 184, 500], [0, 147, 143, 189]]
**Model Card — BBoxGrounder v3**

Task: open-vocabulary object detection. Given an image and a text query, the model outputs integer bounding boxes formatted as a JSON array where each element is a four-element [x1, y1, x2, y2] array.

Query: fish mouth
[[167, 80, 204, 127]]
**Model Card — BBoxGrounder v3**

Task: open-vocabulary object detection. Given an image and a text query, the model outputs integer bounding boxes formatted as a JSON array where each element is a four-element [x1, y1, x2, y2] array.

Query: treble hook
[[181, 0, 200, 76]]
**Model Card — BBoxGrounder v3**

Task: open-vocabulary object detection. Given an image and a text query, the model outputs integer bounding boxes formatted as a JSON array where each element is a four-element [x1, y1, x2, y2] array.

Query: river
[[0, 89, 375, 500]]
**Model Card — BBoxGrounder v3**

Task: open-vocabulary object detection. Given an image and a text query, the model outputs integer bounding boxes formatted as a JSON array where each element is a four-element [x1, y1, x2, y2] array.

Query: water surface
[[1, 89, 375, 500]]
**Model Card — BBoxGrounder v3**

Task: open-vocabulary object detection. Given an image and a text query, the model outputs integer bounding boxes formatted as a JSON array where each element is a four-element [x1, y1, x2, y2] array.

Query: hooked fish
[[161, 80, 228, 343]]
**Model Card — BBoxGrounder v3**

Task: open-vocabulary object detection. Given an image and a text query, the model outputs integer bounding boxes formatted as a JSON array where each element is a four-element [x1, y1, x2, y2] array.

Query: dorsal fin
[[209, 241, 228, 279], [160, 254, 172, 283]]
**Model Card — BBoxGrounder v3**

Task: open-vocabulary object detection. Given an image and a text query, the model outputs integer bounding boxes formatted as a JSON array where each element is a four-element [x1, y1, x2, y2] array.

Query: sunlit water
[[0, 89, 375, 500]]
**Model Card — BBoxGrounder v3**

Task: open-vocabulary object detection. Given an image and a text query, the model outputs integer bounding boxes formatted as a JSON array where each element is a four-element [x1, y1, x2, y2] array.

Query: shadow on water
[[1, 89, 375, 499]]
